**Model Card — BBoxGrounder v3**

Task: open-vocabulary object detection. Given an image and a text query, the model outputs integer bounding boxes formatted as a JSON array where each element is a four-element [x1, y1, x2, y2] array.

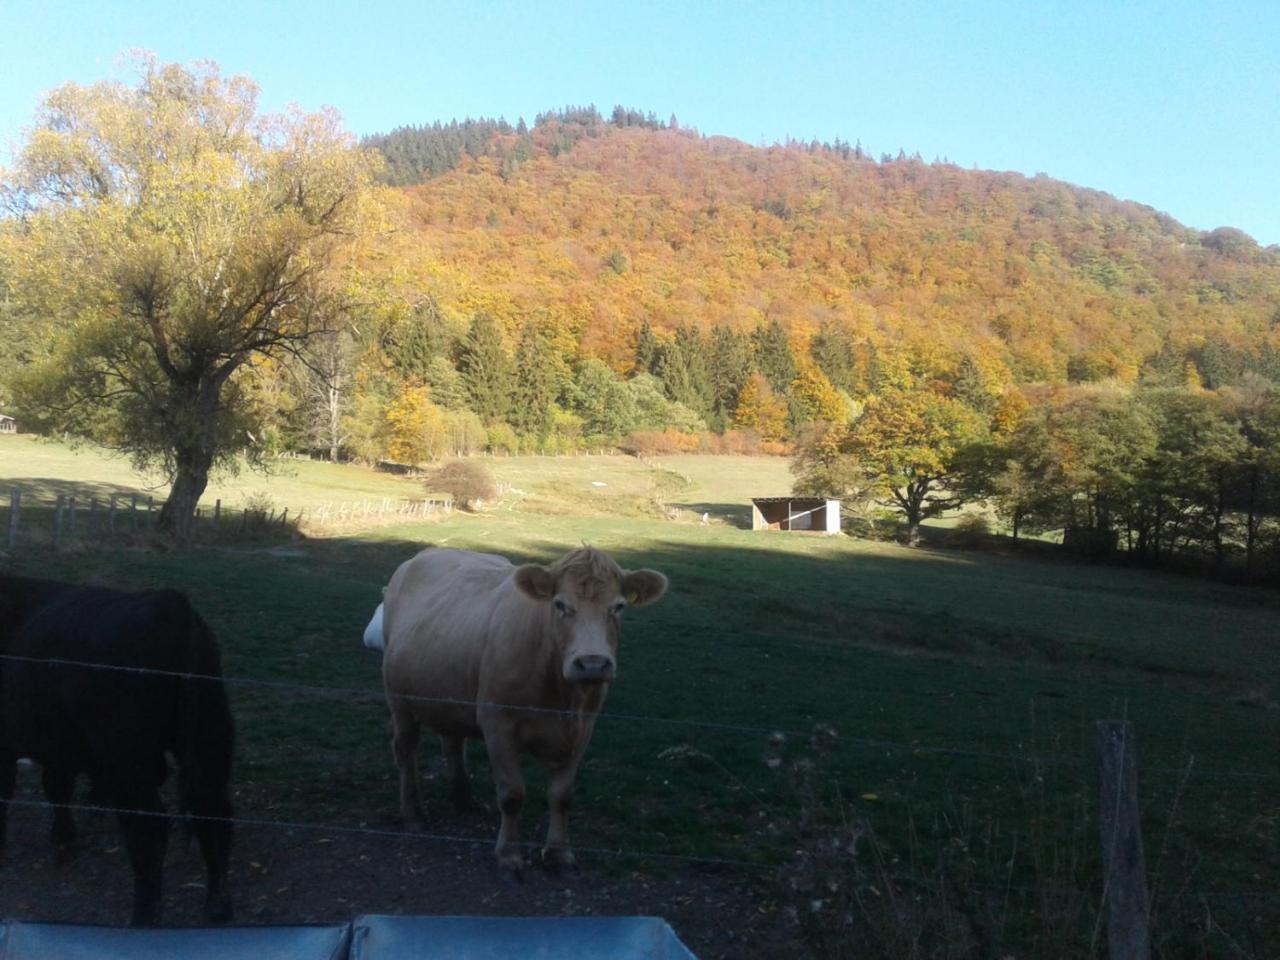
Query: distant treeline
[[362, 105, 685, 187]]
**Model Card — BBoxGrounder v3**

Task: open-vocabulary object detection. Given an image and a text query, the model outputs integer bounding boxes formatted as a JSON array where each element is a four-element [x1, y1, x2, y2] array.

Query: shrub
[[425, 460, 498, 511], [950, 512, 991, 548]]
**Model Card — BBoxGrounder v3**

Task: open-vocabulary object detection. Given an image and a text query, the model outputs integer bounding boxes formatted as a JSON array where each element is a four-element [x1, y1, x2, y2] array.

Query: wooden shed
[[751, 497, 841, 534], [0, 414, 15, 434]]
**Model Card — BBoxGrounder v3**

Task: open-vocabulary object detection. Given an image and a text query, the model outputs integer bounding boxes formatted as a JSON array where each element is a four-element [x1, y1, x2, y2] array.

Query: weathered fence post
[[1095, 720, 1151, 960], [88, 497, 99, 537], [67, 497, 77, 537], [6, 488, 19, 550], [108, 494, 117, 533], [53, 495, 65, 546], [130, 493, 139, 531], [215, 499, 222, 523]]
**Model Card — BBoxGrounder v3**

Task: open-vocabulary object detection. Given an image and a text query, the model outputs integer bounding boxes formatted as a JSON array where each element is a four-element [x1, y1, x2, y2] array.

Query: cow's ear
[[622, 569, 668, 607], [514, 564, 556, 601]]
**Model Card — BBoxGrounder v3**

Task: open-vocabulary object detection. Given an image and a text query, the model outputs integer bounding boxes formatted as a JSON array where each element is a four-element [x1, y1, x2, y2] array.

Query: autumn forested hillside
[[6, 87, 1280, 570], [369, 109, 1280, 390]]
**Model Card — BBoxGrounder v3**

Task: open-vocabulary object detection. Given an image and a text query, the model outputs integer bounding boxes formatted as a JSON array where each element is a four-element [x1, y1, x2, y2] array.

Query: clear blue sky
[[3, 0, 1278, 245]]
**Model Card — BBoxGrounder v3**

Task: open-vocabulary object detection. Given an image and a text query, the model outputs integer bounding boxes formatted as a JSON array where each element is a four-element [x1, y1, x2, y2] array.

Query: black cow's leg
[[41, 762, 79, 860], [0, 755, 15, 859], [189, 789, 234, 922], [115, 783, 169, 926], [440, 734, 479, 812]]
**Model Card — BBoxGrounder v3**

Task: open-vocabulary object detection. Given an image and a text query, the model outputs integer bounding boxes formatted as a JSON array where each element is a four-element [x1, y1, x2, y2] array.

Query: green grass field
[[3, 436, 1277, 955]]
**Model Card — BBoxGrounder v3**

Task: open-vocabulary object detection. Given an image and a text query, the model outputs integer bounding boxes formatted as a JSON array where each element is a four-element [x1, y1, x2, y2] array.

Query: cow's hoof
[[540, 847, 578, 875], [53, 841, 83, 866], [497, 857, 526, 884]]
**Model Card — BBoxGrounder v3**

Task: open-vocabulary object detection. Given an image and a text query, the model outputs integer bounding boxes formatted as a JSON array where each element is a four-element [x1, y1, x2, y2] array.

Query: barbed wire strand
[[1, 653, 1276, 782], [3, 797, 1272, 906], [1, 796, 761, 871]]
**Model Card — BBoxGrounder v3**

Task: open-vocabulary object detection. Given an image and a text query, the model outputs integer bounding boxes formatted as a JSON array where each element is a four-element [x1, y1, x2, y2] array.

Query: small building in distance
[[751, 497, 840, 534], [0, 414, 15, 434]]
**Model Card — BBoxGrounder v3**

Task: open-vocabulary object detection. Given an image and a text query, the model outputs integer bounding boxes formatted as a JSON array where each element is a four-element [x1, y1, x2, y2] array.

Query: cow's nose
[[571, 655, 615, 682]]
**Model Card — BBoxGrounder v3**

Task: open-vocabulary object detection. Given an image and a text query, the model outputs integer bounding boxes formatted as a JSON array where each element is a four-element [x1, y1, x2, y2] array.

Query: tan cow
[[380, 546, 668, 876]]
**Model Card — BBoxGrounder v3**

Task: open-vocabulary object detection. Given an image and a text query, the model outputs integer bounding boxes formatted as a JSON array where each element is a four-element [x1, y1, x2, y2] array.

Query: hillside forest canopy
[[3, 59, 1280, 570]]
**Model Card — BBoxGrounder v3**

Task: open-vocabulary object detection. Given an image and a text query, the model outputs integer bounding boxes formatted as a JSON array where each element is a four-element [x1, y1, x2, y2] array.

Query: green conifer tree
[[511, 321, 558, 438], [456, 313, 512, 424]]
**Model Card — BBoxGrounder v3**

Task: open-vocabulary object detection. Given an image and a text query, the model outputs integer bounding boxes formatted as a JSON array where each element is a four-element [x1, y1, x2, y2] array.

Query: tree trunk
[[905, 507, 922, 546], [1245, 466, 1259, 575], [1211, 469, 1227, 571], [158, 447, 214, 540], [328, 381, 342, 462]]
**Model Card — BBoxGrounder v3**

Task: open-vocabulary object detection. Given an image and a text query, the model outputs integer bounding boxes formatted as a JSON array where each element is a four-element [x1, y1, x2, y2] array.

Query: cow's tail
[[362, 601, 386, 653]]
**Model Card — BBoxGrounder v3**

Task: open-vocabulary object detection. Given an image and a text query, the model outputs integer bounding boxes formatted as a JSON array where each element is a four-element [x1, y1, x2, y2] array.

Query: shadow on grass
[[668, 500, 753, 528], [2, 476, 159, 503]]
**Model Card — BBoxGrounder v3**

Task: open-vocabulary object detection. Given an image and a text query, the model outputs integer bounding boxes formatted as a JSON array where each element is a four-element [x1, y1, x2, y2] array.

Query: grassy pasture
[[2, 437, 1278, 954]]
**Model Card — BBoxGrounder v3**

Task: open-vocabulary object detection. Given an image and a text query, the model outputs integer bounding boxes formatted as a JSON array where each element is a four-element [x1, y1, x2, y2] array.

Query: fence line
[[0, 486, 466, 546], [1, 652, 1275, 783]]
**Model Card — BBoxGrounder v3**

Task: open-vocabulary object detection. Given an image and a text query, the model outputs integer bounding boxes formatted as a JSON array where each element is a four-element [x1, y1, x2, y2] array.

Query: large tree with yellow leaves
[[1, 56, 378, 538]]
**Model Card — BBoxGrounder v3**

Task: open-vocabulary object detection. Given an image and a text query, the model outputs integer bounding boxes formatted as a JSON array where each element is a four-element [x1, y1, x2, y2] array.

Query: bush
[[425, 460, 498, 511], [949, 512, 991, 548]]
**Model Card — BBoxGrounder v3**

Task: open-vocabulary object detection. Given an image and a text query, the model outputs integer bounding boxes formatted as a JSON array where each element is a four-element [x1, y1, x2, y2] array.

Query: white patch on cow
[[362, 602, 385, 652]]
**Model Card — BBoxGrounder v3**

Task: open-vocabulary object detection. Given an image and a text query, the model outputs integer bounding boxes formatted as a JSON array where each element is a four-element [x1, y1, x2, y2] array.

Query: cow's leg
[[440, 735, 479, 811], [390, 703, 426, 823], [188, 788, 234, 922], [41, 762, 79, 859], [0, 754, 14, 859], [114, 781, 170, 926], [540, 759, 581, 873], [481, 725, 526, 879]]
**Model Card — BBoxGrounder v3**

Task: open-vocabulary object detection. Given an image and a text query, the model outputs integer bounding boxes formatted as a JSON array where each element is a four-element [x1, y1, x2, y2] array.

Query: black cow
[[0, 574, 235, 925]]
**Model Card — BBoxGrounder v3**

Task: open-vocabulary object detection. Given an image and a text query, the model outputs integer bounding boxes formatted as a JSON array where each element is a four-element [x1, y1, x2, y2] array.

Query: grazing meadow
[[2, 434, 1277, 955]]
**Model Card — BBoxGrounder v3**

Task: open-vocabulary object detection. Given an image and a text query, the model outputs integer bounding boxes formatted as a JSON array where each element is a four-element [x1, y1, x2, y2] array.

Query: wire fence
[[2, 650, 1269, 783], [1, 487, 463, 551], [1, 652, 1275, 783], [1, 649, 1276, 928]]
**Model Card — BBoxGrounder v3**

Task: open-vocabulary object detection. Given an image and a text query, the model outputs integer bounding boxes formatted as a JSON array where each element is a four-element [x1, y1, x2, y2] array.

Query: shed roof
[[750, 496, 837, 504]]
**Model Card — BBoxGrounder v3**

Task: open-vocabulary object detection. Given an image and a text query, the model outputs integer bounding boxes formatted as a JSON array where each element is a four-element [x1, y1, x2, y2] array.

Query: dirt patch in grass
[[0, 777, 803, 959]]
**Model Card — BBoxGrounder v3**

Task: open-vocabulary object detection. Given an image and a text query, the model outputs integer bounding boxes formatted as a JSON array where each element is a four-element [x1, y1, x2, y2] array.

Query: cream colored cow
[[379, 546, 667, 876]]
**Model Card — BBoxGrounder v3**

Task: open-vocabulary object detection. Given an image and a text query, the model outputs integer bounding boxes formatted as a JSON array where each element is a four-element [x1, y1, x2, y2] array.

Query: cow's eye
[[610, 601, 626, 616], [553, 598, 573, 616]]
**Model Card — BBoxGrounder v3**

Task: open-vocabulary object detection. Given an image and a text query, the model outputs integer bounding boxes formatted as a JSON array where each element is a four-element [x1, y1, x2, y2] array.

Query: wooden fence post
[[67, 497, 77, 537], [53, 495, 65, 546], [88, 497, 99, 537], [130, 493, 139, 531], [6, 488, 19, 550], [1095, 720, 1151, 960], [215, 499, 221, 522]]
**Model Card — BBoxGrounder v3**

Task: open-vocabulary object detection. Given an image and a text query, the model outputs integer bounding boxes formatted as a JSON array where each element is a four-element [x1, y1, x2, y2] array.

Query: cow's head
[[514, 547, 667, 685]]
